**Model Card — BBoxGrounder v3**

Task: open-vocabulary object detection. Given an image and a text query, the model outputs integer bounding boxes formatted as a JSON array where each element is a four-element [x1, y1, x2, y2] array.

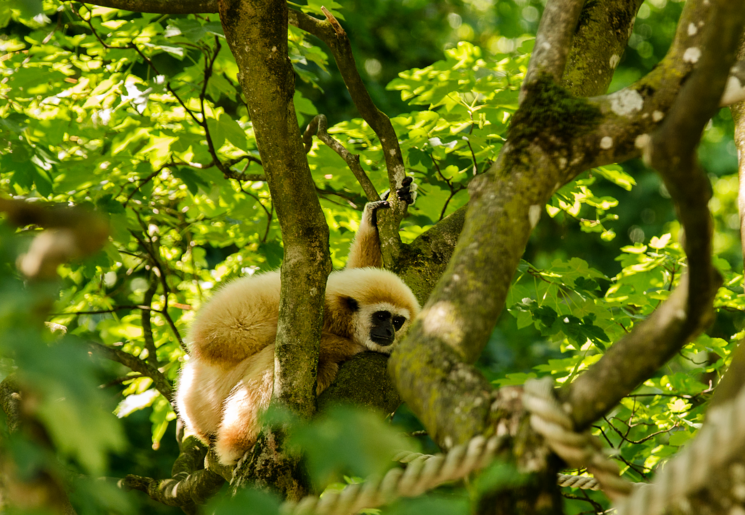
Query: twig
[[142, 274, 159, 367], [130, 229, 187, 353], [86, 341, 173, 405], [303, 114, 379, 202]]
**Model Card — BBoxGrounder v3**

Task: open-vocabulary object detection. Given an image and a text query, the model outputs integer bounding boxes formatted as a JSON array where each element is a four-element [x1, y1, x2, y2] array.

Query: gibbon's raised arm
[[346, 177, 417, 270]]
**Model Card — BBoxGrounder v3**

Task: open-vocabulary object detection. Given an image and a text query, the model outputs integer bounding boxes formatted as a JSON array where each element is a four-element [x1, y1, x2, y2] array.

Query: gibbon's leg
[[214, 344, 275, 466], [346, 177, 417, 269]]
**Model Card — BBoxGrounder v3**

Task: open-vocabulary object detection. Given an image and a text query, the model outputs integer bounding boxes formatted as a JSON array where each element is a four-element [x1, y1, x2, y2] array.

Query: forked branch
[[563, 0, 745, 430], [303, 114, 379, 202]]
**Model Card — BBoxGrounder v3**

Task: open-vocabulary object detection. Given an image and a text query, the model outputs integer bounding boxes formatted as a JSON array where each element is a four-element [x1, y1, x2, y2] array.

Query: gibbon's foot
[[380, 177, 418, 206]]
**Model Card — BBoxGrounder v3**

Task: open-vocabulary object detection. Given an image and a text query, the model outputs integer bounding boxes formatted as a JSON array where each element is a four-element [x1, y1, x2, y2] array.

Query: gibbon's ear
[[341, 296, 359, 313]]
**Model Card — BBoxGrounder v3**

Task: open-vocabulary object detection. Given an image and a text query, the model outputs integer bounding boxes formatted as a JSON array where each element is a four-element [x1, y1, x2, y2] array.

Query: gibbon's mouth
[[370, 335, 395, 346]]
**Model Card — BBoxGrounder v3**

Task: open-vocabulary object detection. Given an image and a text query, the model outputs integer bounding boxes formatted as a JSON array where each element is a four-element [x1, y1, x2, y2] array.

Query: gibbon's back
[[188, 272, 282, 366]]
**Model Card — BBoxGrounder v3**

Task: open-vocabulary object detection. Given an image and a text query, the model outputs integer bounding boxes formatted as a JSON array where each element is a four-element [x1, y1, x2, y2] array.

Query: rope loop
[[523, 377, 633, 501]]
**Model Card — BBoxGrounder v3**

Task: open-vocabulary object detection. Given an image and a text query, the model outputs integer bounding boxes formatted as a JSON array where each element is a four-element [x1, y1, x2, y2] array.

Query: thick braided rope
[[522, 377, 633, 501], [280, 435, 504, 515], [615, 382, 745, 515]]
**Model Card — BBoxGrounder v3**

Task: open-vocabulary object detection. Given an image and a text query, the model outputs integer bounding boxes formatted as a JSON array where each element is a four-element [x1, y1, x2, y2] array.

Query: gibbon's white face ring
[[354, 301, 413, 353]]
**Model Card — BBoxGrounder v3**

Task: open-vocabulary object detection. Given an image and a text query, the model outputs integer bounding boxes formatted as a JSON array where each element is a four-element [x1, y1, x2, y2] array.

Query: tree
[[2, 0, 745, 513]]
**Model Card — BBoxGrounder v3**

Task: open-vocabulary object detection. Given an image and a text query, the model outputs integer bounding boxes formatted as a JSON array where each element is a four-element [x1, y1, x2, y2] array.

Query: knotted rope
[[522, 377, 633, 501], [279, 377, 745, 515]]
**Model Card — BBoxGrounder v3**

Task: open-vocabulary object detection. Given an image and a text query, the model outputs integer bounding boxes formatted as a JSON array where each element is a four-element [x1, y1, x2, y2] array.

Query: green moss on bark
[[508, 75, 602, 161]]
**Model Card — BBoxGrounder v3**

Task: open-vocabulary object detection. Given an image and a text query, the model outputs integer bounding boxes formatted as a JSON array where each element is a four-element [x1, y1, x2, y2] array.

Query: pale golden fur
[[176, 201, 420, 466]]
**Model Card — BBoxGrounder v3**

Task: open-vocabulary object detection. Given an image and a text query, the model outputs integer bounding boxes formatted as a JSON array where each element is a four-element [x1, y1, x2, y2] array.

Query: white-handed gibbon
[[176, 179, 419, 466]]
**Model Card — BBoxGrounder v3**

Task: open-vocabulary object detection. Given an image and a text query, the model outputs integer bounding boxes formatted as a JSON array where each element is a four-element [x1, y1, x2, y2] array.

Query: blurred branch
[[303, 114, 379, 202], [86, 341, 174, 405], [0, 198, 108, 280], [563, 0, 744, 430], [0, 377, 21, 435]]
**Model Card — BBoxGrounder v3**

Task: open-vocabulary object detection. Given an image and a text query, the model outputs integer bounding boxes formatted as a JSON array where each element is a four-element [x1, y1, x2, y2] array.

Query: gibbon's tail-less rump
[[176, 179, 420, 466]]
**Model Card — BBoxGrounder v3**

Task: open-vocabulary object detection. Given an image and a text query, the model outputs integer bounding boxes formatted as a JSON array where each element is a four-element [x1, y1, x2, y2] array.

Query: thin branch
[[86, 341, 173, 405], [49, 305, 160, 316], [62, 0, 217, 14], [303, 114, 379, 202], [130, 230, 186, 353], [289, 8, 407, 264], [141, 274, 159, 368], [238, 185, 273, 243], [124, 163, 169, 207]]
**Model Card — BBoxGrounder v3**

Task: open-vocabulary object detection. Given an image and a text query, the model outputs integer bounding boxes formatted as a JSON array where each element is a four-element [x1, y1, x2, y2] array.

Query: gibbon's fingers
[[380, 176, 417, 205], [396, 177, 417, 205]]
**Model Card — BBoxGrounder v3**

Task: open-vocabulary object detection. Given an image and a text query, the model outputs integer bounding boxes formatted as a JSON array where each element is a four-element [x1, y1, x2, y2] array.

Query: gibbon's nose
[[371, 323, 395, 345]]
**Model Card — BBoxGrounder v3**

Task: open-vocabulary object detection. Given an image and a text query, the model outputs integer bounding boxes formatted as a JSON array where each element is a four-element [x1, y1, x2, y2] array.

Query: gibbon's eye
[[374, 311, 390, 321], [392, 316, 406, 331]]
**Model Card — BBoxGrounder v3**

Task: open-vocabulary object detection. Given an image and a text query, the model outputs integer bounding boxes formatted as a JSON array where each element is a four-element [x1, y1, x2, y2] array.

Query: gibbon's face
[[353, 301, 413, 354]]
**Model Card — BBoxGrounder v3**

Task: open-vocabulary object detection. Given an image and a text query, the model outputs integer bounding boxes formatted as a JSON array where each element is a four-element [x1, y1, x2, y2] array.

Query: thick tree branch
[[563, 0, 745, 430], [303, 114, 380, 202], [317, 353, 400, 414], [289, 8, 407, 266], [394, 206, 466, 305], [86, 341, 173, 404], [141, 276, 159, 368], [574, 0, 745, 171], [218, 0, 330, 498], [390, 0, 641, 450], [561, 0, 645, 97], [523, 0, 585, 95], [734, 38, 745, 271]]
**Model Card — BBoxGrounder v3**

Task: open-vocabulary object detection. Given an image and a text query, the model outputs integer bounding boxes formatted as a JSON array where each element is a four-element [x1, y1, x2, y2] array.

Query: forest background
[[1, 0, 744, 513]]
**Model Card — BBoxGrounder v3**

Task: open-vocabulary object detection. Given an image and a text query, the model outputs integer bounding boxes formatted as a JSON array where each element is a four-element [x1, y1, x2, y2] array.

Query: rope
[[557, 473, 600, 491], [522, 377, 633, 501], [614, 382, 745, 515], [280, 435, 505, 515], [278, 377, 745, 515]]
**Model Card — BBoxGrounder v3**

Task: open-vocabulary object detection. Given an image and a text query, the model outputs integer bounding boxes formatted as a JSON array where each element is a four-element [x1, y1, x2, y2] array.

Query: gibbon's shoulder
[[326, 267, 420, 316]]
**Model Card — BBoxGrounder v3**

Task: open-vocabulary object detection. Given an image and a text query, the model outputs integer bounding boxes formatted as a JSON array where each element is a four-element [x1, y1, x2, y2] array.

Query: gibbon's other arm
[[346, 177, 417, 269]]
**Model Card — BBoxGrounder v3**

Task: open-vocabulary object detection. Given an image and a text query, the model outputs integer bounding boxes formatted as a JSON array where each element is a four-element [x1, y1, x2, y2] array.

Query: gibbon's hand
[[380, 176, 418, 206]]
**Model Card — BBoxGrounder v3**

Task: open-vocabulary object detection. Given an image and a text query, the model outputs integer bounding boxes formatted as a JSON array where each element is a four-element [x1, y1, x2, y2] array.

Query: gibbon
[[176, 180, 419, 466]]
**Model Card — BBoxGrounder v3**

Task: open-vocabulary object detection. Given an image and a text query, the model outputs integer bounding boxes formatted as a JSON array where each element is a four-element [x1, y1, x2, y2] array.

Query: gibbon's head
[[325, 268, 420, 354]]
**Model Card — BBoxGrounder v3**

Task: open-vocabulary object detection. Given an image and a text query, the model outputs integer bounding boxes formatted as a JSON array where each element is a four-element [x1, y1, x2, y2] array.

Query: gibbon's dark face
[[369, 310, 406, 346]]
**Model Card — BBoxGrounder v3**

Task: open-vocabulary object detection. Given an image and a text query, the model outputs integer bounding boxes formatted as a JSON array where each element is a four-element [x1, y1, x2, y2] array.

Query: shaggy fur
[[176, 201, 420, 466]]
